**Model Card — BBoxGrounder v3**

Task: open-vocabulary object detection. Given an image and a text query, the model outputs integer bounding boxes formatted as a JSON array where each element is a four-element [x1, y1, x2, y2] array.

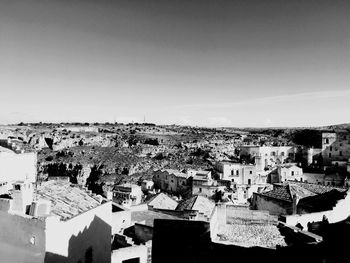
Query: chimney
[[292, 194, 298, 214], [29, 199, 51, 217], [11, 182, 34, 214]]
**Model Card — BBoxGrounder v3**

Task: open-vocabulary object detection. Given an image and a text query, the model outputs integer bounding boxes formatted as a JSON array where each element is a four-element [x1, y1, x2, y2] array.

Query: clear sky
[[0, 0, 349, 127]]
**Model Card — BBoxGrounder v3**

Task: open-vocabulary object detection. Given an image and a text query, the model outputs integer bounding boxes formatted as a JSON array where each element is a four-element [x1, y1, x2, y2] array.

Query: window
[[340, 151, 343, 156], [248, 179, 251, 185], [249, 171, 252, 174], [199, 188, 202, 193], [291, 171, 295, 176], [123, 258, 140, 263], [231, 170, 234, 176], [330, 146, 332, 151], [236, 170, 239, 176], [325, 138, 329, 144], [281, 152, 285, 156], [329, 153, 332, 158]]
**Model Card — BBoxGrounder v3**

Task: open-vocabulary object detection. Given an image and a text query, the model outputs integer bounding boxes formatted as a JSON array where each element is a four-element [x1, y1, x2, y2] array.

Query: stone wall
[[252, 194, 292, 215]]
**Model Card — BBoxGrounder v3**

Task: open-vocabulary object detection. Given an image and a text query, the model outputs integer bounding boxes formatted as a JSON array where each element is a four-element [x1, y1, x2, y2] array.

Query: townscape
[[0, 122, 350, 262]]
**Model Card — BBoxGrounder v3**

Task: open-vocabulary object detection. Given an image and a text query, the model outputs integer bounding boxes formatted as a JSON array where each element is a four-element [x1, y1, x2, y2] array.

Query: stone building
[[278, 164, 303, 182], [322, 132, 350, 165], [252, 182, 347, 216], [152, 169, 191, 196]]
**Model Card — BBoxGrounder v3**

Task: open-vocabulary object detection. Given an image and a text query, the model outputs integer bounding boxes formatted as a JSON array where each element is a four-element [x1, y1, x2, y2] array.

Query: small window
[[236, 170, 239, 176], [330, 146, 333, 151], [30, 236, 35, 245], [249, 171, 252, 174], [329, 153, 332, 158], [199, 188, 202, 193], [291, 171, 295, 176], [325, 138, 329, 144], [340, 151, 343, 156], [248, 179, 251, 185]]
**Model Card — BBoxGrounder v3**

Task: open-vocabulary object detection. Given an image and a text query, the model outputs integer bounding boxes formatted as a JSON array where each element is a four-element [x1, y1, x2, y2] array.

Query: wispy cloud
[[173, 89, 350, 110]]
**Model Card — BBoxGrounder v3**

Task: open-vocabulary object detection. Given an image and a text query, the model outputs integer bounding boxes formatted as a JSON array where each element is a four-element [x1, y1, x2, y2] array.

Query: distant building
[[324, 173, 345, 187], [278, 164, 303, 182], [141, 180, 154, 193], [239, 145, 296, 169], [216, 162, 256, 185], [113, 184, 143, 207], [252, 182, 348, 216], [322, 132, 350, 165], [152, 169, 191, 195]]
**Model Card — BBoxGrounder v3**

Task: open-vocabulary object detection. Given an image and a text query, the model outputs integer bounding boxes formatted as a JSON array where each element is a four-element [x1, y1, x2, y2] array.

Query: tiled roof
[[148, 193, 178, 210], [259, 185, 293, 202], [288, 182, 347, 194], [176, 196, 215, 217], [36, 181, 102, 221], [156, 169, 189, 179], [258, 182, 347, 203]]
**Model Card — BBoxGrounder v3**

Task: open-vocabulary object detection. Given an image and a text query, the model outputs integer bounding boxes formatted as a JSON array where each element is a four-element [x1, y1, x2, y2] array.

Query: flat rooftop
[[131, 210, 182, 227], [217, 220, 286, 248]]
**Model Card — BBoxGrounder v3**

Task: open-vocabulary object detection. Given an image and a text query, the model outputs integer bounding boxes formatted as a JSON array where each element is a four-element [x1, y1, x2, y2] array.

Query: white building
[[0, 180, 112, 263], [278, 164, 303, 182], [216, 162, 256, 185], [0, 148, 37, 183], [240, 145, 295, 170]]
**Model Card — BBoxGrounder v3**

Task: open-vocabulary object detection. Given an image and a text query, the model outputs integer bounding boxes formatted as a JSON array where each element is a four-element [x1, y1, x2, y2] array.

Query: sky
[[0, 0, 349, 127]]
